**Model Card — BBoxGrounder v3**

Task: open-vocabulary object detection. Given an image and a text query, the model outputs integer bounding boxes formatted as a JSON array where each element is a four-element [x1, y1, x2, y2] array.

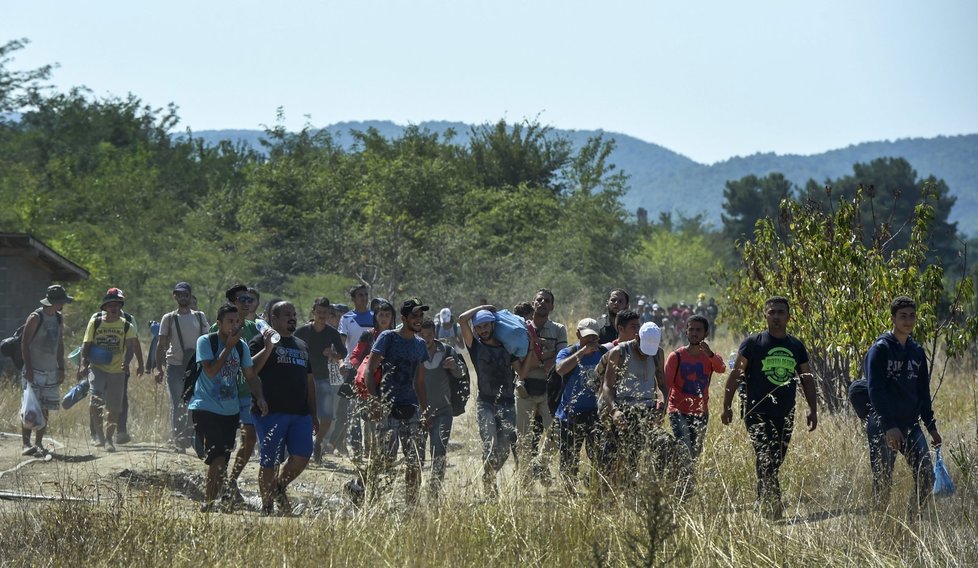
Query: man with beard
[[295, 297, 347, 463], [598, 289, 630, 344], [249, 301, 317, 516], [155, 282, 209, 452], [364, 299, 430, 504], [515, 288, 567, 482], [459, 304, 535, 497]]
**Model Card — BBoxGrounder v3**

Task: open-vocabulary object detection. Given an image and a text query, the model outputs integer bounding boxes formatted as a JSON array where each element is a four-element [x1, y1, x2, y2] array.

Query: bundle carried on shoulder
[[491, 310, 530, 358]]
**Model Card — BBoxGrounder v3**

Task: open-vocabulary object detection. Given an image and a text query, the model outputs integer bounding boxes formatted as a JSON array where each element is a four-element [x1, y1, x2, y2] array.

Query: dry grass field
[[0, 336, 976, 567]]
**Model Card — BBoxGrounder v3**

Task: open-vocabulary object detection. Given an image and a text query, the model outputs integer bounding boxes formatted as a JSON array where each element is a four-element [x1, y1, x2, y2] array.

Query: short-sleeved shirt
[[422, 341, 459, 417], [371, 330, 428, 407], [339, 310, 374, 362], [664, 347, 726, 416], [159, 310, 209, 366], [555, 343, 605, 421], [189, 334, 254, 415], [83, 315, 137, 373], [470, 337, 517, 404], [248, 335, 313, 415], [739, 331, 809, 417], [294, 322, 346, 381]]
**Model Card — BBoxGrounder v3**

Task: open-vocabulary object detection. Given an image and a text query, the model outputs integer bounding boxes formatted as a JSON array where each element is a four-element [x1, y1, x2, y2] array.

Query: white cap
[[639, 322, 661, 356], [439, 307, 452, 321]]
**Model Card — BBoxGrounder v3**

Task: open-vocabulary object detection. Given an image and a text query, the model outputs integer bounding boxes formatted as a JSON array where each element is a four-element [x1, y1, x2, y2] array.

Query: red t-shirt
[[664, 347, 726, 415]]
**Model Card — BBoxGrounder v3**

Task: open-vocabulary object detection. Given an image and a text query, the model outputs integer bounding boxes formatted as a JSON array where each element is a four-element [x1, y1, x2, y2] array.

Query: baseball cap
[[639, 322, 661, 356], [400, 298, 430, 316], [472, 310, 495, 326], [439, 307, 452, 321], [173, 282, 192, 294], [576, 318, 600, 338], [100, 287, 126, 309]]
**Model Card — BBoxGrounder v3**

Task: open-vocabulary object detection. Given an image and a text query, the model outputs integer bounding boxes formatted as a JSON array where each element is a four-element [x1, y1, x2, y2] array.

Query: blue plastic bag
[[492, 310, 530, 358], [933, 447, 955, 497], [62, 379, 91, 410]]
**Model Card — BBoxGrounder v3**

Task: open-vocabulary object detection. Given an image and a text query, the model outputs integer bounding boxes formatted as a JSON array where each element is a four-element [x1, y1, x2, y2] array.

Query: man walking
[[20, 285, 71, 456], [78, 288, 141, 452], [865, 296, 942, 510], [295, 297, 347, 463], [459, 304, 535, 497], [598, 289, 630, 344], [721, 296, 818, 520], [249, 301, 317, 516], [155, 281, 209, 452]]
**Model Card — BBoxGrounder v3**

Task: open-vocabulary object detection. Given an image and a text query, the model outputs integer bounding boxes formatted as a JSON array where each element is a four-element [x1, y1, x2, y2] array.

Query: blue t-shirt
[[188, 334, 254, 416], [371, 330, 428, 407], [555, 343, 605, 421]]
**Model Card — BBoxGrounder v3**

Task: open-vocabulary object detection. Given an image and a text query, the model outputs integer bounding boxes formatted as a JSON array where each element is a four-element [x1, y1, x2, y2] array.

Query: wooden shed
[[0, 233, 89, 338]]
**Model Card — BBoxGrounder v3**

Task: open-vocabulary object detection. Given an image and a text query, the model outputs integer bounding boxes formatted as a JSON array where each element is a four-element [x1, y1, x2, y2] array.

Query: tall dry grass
[[0, 337, 976, 567]]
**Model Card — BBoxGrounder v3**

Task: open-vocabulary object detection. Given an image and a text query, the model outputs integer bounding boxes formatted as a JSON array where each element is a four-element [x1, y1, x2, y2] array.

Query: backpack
[[1, 309, 62, 370], [182, 333, 244, 403], [445, 343, 471, 416], [92, 311, 133, 335]]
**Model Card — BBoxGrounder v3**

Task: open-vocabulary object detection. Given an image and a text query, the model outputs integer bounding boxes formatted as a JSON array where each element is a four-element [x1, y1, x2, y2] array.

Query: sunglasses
[[236, 295, 255, 303]]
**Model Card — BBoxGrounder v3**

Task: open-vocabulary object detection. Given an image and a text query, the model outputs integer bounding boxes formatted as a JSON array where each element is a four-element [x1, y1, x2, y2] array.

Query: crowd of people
[[12, 283, 943, 519]]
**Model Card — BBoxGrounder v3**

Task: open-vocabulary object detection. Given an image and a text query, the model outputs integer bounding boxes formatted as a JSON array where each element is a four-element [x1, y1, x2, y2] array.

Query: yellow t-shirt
[[83, 315, 137, 373]]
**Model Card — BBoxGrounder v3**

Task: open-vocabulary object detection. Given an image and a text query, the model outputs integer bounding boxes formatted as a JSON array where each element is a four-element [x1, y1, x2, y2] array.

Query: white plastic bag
[[21, 385, 46, 431]]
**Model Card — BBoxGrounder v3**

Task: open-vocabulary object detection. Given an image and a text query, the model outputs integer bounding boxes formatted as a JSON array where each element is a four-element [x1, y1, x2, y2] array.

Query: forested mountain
[[192, 124, 978, 234]]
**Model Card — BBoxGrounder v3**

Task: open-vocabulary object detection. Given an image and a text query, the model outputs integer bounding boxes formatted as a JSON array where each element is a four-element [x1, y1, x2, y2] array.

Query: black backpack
[[1, 309, 62, 370], [92, 311, 133, 335], [444, 343, 471, 416], [182, 333, 244, 403]]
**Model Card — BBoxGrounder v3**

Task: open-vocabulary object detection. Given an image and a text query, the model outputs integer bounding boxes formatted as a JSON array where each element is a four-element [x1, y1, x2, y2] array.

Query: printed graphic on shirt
[[761, 347, 798, 386], [274, 345, 308, 367]]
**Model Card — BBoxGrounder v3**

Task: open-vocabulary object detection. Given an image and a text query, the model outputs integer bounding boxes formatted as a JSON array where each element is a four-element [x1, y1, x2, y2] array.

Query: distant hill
[[186, 123, 978, 236]]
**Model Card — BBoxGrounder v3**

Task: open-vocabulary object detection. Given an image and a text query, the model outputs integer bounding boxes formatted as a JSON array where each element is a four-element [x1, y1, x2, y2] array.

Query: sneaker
[[94, 438, 106, 448], [174, 446, 186, 454], [343, 478, 365, 506], [260, 504, 275, 517], [275, 482, 292, 514], [21, 445, 37, 457], [224, 479, 245, 506], [200, 501, 217, 513], [105, 441, 117, 453], [115, 432, 132, 444]]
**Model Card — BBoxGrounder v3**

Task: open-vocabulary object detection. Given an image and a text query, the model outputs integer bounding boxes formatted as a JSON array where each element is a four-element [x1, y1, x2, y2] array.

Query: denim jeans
[[421, 412, 454, 484], [669, 412, 708, 461], [166, 364, 194, 448], [476, 400, 516, 472], [867, 414, 933, 507]]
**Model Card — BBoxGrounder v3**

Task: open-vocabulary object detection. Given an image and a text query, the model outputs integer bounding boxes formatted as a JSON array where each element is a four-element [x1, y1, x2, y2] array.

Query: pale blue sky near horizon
[[4, 0, 976, 164]]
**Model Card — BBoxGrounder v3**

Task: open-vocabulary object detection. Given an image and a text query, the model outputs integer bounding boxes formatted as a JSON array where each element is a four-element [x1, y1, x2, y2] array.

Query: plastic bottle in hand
[[728, 351, 737, 370], [256, 319, 281, 344]]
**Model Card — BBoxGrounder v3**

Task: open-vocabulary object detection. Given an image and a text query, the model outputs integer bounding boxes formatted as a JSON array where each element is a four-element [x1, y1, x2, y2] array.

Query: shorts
[[254, 412, 314, 468], [22, 369, 60, 411], [314, 378, 338, 421], [240, 396, 254, 426], [191, 409, 239, 465], [90, 369, 126, 414]]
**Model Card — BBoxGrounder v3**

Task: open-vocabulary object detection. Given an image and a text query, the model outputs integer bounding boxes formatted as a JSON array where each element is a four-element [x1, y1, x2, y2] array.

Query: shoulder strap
[[196, 311, 206, 335], [209, 333, 219, 358], [172, 311, 187, 351], [93, 312, 103, 332]]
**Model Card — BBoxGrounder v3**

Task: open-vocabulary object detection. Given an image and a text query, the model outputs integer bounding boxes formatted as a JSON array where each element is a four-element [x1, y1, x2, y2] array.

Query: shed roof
[[0, 233, 90, 282]]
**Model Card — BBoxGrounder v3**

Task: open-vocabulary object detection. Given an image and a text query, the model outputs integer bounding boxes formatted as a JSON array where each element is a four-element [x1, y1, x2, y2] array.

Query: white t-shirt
[[159, 310, 209, 366], [338, 309, 373, 363]]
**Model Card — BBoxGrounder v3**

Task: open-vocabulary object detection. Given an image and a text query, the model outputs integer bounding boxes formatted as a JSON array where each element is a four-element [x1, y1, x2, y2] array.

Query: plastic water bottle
[[728, 351, 737, 370], [256, 319, 281, 344]]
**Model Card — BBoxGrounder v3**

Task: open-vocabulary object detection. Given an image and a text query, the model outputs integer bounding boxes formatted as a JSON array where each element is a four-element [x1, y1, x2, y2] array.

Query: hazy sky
[[4, 0, 976, 163]]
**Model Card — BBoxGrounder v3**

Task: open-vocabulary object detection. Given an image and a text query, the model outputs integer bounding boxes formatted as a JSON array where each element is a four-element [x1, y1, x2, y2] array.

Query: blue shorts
[[239, 397, 253, 426], [254, 412, 313, 468]]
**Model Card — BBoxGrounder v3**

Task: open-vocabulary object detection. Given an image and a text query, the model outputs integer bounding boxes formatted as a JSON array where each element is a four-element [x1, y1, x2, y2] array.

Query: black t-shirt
[[294, 322, 345, 379], [249, 335, 313, 415], [739, 331, 809, 417], [470, 338, 517, 404]]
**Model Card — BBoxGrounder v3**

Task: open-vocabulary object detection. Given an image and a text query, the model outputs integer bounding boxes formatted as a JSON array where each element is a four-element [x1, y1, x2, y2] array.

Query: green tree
[[721, 173, 794, 243]]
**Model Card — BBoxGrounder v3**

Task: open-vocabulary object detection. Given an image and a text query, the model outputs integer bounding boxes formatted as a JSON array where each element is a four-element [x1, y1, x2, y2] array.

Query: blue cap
[[473, 310, 495, 326]]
